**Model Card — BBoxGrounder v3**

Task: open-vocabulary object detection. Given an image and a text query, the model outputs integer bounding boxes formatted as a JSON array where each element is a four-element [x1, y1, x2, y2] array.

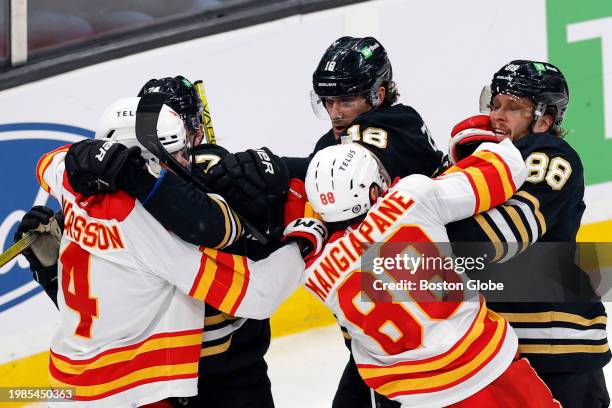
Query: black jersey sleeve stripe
[[201, 336, 233, 357], [473, 214, 505, 262], [498, 311, 607, 326], [496, 204, 532, 254], [208, 194, 242, 249], [481, 208, 520, 262], [514, 190, 547, 236], [505, 198, 539, 244]]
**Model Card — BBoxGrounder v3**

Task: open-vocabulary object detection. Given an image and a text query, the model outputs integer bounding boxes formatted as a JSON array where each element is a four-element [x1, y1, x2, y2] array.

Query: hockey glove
[[13, 206, 63, 297], [207, 147, 289, 197], [65, 139, 148, 196], [206, 147, 290, 223], [449, 115, 501, 165], [282, 218, 328, 261], [284, 178, 321, 226]]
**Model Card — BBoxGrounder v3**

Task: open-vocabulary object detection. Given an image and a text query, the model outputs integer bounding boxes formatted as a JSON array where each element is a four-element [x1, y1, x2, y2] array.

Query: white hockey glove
[[282, 218, 328, 261]]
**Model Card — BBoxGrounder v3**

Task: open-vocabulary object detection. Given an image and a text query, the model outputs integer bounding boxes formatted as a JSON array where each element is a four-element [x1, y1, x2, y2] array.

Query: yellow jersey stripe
[[442, 165, 462, 175], [192, 248, 219, 300], [208, 195, 232, 249], [50, 362, 199, 398], [463, 167, 490, 213], [473, 214, 504, 262], [359, 304, 488, 378], [473, 151, 515, 199], [204, 314, 226, 325], [375, 314, 506, 394], [201, 337, 232, 357], [500, 205, 529, 253], [36, 149, 65, 193], [218, 254, 247, 313], [50, 333, 202, 374], [514, 191, 547, 236], [499, 311, 607, 326], [519, 343, 610, 355]]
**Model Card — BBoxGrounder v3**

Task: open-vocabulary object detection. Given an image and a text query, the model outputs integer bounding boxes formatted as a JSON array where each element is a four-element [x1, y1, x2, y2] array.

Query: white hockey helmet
[[94, 96, 189, 172], [305, 143, 390, 223]]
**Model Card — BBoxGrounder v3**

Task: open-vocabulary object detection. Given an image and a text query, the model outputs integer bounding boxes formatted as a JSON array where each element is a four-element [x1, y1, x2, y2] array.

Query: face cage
[[309, 89, 381, 120]]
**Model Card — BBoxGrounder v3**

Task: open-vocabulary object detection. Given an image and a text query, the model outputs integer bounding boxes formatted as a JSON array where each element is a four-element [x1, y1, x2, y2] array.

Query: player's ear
[[377, 86, 385, 104], [533, 114, 554, 133], [369, 184, 380, 204]]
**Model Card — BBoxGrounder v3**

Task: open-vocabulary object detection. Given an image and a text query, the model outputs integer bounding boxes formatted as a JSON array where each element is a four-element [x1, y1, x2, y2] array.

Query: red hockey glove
[[449, 115, 501, 165], [451, 114, 492, 136], [284, 178, 308, 226], [282, 218, 328, 261]]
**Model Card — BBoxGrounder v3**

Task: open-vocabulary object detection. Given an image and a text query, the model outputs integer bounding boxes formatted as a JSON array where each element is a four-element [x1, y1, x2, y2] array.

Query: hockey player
[[301, 141, 561, 407], [84, 83, 288, 407], [304, 36, 444, 407], [281, 36, 442, 181], [17, 92, 292, 407], [205, 39, 443, 406], [446, 60, 610, 407], [137, 75, 205, 148], [20, 75, 293, 407], [19, 97, 325, 407]]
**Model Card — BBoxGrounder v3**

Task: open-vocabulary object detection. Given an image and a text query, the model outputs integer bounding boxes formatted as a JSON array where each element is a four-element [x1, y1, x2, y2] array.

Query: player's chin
[[333, 126, 347, 138]]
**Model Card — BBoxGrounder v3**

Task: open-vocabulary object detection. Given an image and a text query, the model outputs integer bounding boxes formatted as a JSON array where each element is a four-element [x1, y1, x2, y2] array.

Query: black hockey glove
[[65, 139, 149, 196], [206, 147, 289, 222], [13, 206, 64, 306]]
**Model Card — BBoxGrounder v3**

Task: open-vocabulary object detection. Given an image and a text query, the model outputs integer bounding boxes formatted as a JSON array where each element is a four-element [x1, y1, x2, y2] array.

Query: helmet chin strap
[[529, 102, 547, 132]]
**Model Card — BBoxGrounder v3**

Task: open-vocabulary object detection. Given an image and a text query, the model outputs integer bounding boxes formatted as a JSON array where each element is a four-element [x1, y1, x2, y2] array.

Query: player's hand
[[284, 178, 308, 226], [449, 115, 501, 165], [13, 206, 63, 285], [451, 114, 492, 136], [65, 139, 146, 196], [207, 147, 289, 196], [206, 147, 289, 222], [282, 218, 328, 261]]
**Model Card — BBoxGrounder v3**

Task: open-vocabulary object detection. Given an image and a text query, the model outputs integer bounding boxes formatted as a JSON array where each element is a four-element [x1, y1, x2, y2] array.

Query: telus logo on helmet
[[0, 122, 91, 312], [338, 149, 356, 171], [116, 109, 135, 117]]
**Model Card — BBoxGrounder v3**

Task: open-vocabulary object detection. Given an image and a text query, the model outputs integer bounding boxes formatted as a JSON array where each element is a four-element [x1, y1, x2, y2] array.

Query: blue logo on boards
[[0, 123, 93, 313]]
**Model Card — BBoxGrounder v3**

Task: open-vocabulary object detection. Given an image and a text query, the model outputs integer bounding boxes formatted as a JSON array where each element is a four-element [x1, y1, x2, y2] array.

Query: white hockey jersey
[[301, 140, 526, 407], [36, 146, 304, 407]]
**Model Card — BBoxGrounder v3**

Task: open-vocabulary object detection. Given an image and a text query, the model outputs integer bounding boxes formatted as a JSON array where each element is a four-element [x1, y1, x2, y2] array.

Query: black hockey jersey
[[179, 145, 278, 407], [447, 132, 610, 373], [283, 104, 443, 180]]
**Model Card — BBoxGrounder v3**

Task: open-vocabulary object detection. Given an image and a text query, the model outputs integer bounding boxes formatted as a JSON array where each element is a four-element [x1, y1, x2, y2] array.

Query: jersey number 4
[[60, 242, 98, 339]]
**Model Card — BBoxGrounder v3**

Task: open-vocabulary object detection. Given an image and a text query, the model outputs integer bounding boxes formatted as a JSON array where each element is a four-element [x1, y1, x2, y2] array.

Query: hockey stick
[[0, 212, 62, 268], [135, 94, 270, 245], [194, 80, 216, 145]]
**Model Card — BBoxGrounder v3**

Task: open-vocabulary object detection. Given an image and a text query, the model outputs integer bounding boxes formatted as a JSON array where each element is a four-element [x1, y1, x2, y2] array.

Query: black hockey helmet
[[138, 76, 204, 135], [312, 36, 392, 106], [489, 60, 569, 131]]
